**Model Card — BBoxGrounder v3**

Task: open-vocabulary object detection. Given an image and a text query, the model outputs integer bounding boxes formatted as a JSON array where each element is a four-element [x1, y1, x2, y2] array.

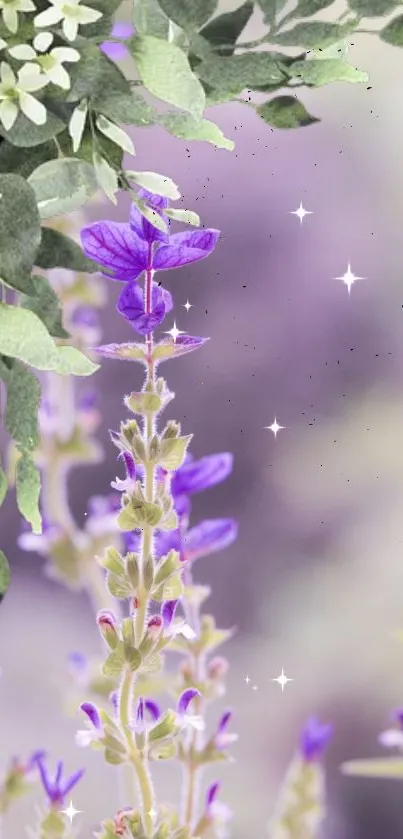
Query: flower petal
[[81, 222, 148, 282], [299, 717, 333, 762], [34, 6, 64, 26], [184, 518, 238, 562], [172, 453, 233, 497], [144, 700, 161, 721], [130, 194, 169, 244], [0, 99, 18, 130], [80, 702, 102, 730], [161, 599, 178, 628], [18, 92, 46, 125], [177, 688, 200, 716], [117, 281, 172, 335], [153, 229, 220, 271]]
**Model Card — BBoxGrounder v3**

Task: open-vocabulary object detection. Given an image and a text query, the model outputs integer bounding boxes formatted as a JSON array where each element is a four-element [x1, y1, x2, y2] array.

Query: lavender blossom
[[299, 717, 334, 762], [35, 756, 84, 808]]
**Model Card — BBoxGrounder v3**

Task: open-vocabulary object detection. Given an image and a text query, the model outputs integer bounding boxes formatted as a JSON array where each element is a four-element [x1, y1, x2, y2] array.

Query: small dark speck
[[205, 309, 208, 315], [242, 285, 247, 288], [367, 86, 372, 90]]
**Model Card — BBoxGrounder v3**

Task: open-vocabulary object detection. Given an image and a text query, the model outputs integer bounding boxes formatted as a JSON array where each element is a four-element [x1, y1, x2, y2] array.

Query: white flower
[[9, 32, 80, 89], [75, 728, 100, 747], [170, 620, 197, 640], [0, 0, 35, 34], [0, 61, 48, 130], [34, 0, 102, 42], [180, 713, 206, 732]]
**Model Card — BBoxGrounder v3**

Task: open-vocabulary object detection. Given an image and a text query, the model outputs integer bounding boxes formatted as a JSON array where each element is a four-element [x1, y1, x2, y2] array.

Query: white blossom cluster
[[0, 0, 102, 129]]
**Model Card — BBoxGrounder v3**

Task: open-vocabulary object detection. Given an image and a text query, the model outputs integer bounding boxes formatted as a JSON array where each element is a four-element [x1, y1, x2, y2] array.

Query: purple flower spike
[[130, 193, 170, 245], [122, 451, 136, 480], [161, 599, 178, 629], [117, 281, 173, 335], [34, 755, 84, 807], [206, 782, 220, 808], [177, 688, 200, 716], [299, 717, 333, 762], [214, 710, 238, 750], [172, 453, 233, 497], [80, 222, 149, 282], [80, 702, 102, 731], [184, 518, 238, 563], [153, 229, 220, 271], [100, 22, 134, 60]]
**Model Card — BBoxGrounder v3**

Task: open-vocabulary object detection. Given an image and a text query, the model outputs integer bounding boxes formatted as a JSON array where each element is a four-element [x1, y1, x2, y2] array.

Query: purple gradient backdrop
[[3, 11, 403, 837]]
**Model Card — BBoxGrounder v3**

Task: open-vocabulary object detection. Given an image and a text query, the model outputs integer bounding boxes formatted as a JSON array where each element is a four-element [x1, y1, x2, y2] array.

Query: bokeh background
[[2, 1, 403, 836]]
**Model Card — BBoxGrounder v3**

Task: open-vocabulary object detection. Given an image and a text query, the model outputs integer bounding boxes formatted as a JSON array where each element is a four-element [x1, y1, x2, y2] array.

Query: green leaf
[[132, 194, 168, 233], [95, 114, 135, 155], [157, 0, 218, 29], [341, 758, 403, 778], [380, 13, 403, 44], [291, 0, 337, 15], [0, 174, 41, 295], [66, 41, 130, 103], [68, 99, 88, 153], [93, 89, 154, 126], [125, 170, 180, 199], [133, 0, 170, 37], [159, 112, 234, 149], [0, 303, 99, 376], [257, 94, 319, 127], [35, 228, 99, 275], [5, 361, 40, 450], [256, 0, 288, 26], [20, 273, 68, 339], [165, 207, 200, 225], [93, 151, 119, 204], [57, 125, 124, 171], [128, 35, 206, 119], [0, 550, 10, 602], [0, 139, 58, 178], [195, 51, 289, 95], [289, 58, 368, 85], [347, 0, 399, 14], [199, 1, 254, 56], [28, 158, 98, 218], [0, 109, 65, 147], [272, 21, 355, 48], [16, 451, 41, 534]]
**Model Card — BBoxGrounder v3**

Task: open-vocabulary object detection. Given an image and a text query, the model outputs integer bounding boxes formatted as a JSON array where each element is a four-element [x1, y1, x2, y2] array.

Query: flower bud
[[97, 611, 119, 649], [207, 656, 229, 681]]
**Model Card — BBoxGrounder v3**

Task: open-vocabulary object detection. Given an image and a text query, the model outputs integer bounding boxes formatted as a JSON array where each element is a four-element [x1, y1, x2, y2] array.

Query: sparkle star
[[245, 676, 250, 684], [61, 801, 82, 824], [272, 668, 293, 692], [164, 321, 185, 342], [264, 418, 285, 438], [183, 299, 193, 312], [290, 202, 313, 224], [334, 263, 365, 295], [147, 808, 158, 820]]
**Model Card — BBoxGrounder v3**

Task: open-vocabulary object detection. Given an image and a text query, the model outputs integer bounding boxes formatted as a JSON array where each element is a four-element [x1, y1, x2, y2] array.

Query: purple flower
[[184, 519, 238, 563], [171, 453, 233, 497], [299, 717, 333, 762], [100, 22, 134, 61], [177, 688, 199, 716], [34, 755, 84, 807], [111, 451, 136, 493], [85, 494, 120, 536], [117, 281, 173, 336], [80, 193, 220, 283], [205, 783, 233, 837], [214, 710, 238, 750], [131, 698, 162, 734]]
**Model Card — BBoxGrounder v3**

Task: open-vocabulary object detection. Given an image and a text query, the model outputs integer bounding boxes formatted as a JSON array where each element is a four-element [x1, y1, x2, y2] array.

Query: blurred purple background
[[3, 4, 403, 837]]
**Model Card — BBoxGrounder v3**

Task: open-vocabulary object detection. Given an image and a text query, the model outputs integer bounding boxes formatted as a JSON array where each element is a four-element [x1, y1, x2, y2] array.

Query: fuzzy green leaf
[[68, 100, 88, 153], [133, 0, 169, 36], [20, 273, 68, 339], [28, 158, 98, 219], [129, 35, 206, 119], [93, 89, 154, 126], [0, 109, 65, 148], [16, 451, 41, 534], [157, 0, 218, 29], [195, 51, 289, 95], [5, 361, 40, 450], [57, 126, 124, 171], [0, 550, 10, 602], [0, 303, 99, 376], [132, 194, 168, 233], [35, 228, 99, 275], [380, 13, 403, 44], [125, 170, 180, 199], [0, 139, 58, 178], [199, 1, 254, 56], [348, 0, 399, 14], [0, 174, 41, 295], [257, 95, 319, 127], [67, 41, 130, 102], [289, 58, 368, 85], [95, 114, 135, 155], [93, 151, 119, 204], [165, 207, 200, 225], [159, 112, 234, 149], [290, 0, 337, 14], [272, 21, 355, 48], [256, 0, 288, 26]]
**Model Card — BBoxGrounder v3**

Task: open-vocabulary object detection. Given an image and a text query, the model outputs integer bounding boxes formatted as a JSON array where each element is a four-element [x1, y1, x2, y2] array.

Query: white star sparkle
[[264, 418, 285, 438], [183, 299, 193, 312], [290, 202, 313, 224], [61, 801, 82, 823], [245, 675, 250, 684], [147, 808, 158, 820], [164, 321, 185, 342], [334, 263, 365, 295], [272, 668, 293, 692]]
